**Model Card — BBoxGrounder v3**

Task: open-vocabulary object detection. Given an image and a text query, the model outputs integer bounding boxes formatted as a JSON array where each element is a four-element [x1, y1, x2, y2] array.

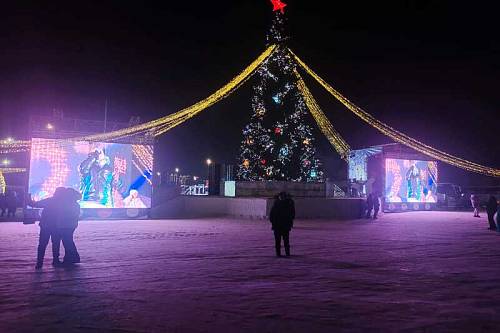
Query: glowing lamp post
[[2, 159, 10, 166], [206, 158, 212, 191], [46, 123, 54, 130]]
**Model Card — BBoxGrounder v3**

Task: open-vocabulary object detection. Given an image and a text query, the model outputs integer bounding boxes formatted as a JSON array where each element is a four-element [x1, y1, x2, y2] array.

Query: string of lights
[[0, 167, 27, 173], [291, 49, 500, 178], [294, 70, 350, 160], [72, 45, 277, 142], [0, 171, 5, 194], [0, 139, 31, 153]]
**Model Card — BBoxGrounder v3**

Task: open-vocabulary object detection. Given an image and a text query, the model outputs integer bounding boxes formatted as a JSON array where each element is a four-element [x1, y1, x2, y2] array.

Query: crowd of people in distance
[[29, 187, 82, 269], [0, 190, 20, 218]]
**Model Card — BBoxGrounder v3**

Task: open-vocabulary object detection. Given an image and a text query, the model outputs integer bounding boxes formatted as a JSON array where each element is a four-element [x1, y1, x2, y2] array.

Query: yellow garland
[[294, 70, 350, 160], [0, 168, 27, 173], [75, 44, 277, 142], [0, 140, 31, 153], [0, 171, 5, 194], [291, 49, 500, 178]]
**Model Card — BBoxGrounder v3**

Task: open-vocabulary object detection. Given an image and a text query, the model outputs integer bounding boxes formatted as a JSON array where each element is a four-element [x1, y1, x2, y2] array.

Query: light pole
[[174, 168, 179, 184], [206, 158, 212, 193]]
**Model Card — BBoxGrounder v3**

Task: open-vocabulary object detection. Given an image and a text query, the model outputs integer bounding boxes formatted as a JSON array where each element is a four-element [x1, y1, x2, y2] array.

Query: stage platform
[[151, 196, 364, 220]]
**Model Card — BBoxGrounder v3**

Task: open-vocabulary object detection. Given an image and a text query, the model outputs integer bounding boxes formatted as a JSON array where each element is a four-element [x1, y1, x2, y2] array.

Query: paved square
[[1, 211, 499, 332]]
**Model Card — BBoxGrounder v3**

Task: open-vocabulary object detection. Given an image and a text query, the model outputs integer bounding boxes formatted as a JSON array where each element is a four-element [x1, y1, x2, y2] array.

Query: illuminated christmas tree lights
[[237, 7, 323, 182]]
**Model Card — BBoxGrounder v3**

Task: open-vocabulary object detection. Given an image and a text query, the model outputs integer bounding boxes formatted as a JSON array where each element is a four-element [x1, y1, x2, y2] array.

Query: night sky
[[1, 0, 498, 185]]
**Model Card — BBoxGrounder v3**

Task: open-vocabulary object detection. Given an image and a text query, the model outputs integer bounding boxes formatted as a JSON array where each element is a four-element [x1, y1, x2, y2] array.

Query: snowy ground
[[1, 212, 499, 332]]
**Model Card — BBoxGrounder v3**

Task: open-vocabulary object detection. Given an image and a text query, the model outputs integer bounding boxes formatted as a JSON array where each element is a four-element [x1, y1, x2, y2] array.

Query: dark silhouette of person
[[0, 192, 6, 217], [365, 193, 374, 219], [486, 196, 498, 230], [6, 190, 18, 218], [496, 205, 500, 232], [57, 188, 81, 265], [269, 192, 295, 257], [30, 187, 65, 269], [373, 192, 380, 219]]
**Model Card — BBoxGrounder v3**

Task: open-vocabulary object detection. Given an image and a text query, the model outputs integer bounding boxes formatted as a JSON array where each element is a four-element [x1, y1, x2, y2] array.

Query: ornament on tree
[[246, 137, 254, 145], [261, 159, 266, 165], [303, 138, 310, 145], [272, 94, 281, 104], [243, 159, 250, 168], [279, 146, 289, 157], [303, 159, 311, 167], [274, 127, 282, 135]]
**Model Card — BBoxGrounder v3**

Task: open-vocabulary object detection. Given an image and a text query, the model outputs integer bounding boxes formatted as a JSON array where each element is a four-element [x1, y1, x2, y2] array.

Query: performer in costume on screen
[[79, 149, 114, 207], [406, 161, 422, 201]]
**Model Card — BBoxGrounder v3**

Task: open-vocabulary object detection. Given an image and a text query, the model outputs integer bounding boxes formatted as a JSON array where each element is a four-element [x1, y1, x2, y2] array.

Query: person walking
[[486, 196, 498, 230], [365, 193, 374, 219], [58, 188, 81, 265], [30, 187, 65, 269], [373, 192, 380, 219], [470, 194, 481, 217], [269, 192, 295, 257]]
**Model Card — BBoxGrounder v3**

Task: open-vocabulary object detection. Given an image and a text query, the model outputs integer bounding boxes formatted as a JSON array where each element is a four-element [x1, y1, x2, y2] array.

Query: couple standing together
[[30, 187, 81, 269]]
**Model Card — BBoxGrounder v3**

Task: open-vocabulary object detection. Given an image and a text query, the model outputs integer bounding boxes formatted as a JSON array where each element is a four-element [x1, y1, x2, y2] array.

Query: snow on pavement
[[1, 211, 499, 332]]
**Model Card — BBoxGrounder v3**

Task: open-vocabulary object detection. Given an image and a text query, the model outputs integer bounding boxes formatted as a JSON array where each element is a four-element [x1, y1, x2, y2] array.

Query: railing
[[181, 184, 208, 196]]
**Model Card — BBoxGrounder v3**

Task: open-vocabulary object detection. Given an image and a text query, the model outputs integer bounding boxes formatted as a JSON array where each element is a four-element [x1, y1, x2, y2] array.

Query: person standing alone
[[470, 194, 481, 218], [486, 196, 498, 230], [269, 192, 295, 257]]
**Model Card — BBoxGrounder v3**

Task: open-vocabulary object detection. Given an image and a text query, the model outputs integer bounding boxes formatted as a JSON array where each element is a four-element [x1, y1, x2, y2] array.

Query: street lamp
[[2, 159, 10, 166], [46, 123, 54, 130], [5, 137, 13, 143], [175, 167, 180, 173]]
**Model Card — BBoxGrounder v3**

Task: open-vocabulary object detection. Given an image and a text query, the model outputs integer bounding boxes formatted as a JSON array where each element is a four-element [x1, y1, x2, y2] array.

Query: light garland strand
[[0, 171, 5, 194], [294, 70, 350, 160], [75, 45, 277, 142], [0, 167, 27, 173], [0, 140, 31, 153], [290, 49, 500, 178]]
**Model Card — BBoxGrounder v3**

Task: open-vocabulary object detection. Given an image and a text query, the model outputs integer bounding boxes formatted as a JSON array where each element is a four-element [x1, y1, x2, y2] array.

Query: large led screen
[[29, 138, 153, 208], [385, 158, 437, 203]]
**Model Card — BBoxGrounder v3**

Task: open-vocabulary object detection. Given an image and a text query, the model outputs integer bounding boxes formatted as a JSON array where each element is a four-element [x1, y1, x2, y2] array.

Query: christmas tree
[[236, 5, 323, 182]]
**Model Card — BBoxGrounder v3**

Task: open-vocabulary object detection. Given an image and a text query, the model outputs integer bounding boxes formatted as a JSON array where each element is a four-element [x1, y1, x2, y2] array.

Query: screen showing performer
[[385, 158, 438, 203], [29, 138, 153, 208]]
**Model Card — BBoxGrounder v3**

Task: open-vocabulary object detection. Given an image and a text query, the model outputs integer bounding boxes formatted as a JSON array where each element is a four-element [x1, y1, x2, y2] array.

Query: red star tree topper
[[270, 0, 287, 14]]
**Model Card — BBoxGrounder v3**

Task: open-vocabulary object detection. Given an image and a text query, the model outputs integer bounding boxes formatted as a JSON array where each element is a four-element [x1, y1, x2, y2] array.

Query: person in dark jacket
[[486, 196, 498, 230], [373, 192, 380, 219], [58, 188, 81, 265], [30, 187, 65, 269], [269, 192, 295, 257], [6, 190, 18, 218], [365, 193, 374, 219]]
